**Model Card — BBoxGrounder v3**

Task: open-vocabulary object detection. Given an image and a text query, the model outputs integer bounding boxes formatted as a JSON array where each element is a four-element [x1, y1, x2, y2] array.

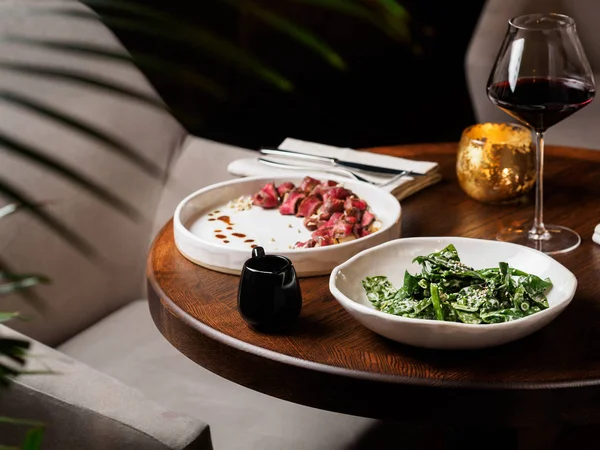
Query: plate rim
[[173, 174, 402, 257]]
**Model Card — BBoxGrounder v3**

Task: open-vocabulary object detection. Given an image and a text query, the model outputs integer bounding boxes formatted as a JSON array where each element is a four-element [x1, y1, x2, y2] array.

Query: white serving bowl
[[174, 175, 401, 277], [329, 237, 577, 349]]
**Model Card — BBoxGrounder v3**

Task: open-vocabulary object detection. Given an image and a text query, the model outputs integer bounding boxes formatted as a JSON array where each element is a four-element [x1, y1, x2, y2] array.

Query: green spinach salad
[[362, 244, 553, 324]]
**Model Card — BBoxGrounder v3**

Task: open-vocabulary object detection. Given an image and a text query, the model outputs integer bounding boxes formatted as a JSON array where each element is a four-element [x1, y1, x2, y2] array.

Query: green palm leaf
[[0, 418, 43, 427], [0, 258, 47, 312], [377, 0, 409, 18], [30, 7, 294, 92], [0, 277, 48, 297], [0, 271, 49, 284], [224, 0, 346, 70], [290, 0, 410, 41], [290, 0, 377, 20], [0, 312, 19, 323], [0, 338, 29, 366], [21, 427, 44, 450], [0, 417, 45, 450]]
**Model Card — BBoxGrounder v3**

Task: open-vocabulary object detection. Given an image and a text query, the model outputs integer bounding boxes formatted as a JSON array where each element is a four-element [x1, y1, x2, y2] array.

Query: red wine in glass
[[486, 13, 595, 254], [488, 77, 595, 132]]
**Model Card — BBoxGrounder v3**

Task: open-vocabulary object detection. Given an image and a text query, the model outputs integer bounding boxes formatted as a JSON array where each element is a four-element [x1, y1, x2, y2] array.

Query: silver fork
[[257, 157, 410, 187]]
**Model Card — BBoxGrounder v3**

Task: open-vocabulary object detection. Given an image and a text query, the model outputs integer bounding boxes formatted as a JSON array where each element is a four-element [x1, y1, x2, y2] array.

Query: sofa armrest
[[0, 325, 212, 450]]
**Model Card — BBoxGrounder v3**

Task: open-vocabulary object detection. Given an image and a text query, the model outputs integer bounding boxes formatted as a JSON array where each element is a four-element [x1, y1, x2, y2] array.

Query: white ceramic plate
[[174, 175, 402, 276], [329, 237, 577, 349]]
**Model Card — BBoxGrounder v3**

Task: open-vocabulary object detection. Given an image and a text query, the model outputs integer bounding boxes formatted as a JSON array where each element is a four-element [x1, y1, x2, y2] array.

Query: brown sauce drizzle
[[226, 226, 233, 230], [232, 233, 246, 238], [244, 239, 254, 243], [217, 215, 232, 225], [223, 240, 230, 243], [214, 210, 220, 214], [214, 229, 222, 233], [208, 218, 216, 221], [251, 244, 258, 248], [215, 234, 227, 239]]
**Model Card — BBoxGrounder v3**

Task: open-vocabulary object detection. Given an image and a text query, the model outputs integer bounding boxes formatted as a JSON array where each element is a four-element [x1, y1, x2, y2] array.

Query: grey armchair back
[[0, 2, 215, 448], [0, 0, 186, 346]]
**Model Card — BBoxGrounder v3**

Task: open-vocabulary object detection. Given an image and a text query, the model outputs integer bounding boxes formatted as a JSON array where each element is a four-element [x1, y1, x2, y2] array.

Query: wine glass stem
[[529, 131, 550, 240]]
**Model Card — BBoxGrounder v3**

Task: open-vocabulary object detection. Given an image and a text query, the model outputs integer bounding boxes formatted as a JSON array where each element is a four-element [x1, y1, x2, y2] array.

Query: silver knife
[[259, 147, 426, 176]]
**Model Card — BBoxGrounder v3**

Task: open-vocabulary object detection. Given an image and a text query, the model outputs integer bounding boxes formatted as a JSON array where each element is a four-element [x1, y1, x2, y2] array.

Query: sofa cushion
[[58, 300, 426, 450], [0, 0, 186, 345], [0, 325, 212, 450]]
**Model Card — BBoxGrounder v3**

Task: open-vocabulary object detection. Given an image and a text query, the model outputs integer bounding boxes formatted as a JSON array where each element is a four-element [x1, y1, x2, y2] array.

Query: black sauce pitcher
[[237, 247, 302, 330]]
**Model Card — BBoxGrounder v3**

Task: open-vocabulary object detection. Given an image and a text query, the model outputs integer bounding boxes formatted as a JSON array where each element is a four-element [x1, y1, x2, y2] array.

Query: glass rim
[[509, 13, 575, 31], [462, 122, 532, 146]]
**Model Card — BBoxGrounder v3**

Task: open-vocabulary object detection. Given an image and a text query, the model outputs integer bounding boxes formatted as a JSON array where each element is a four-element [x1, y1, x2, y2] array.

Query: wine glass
[[487, 13, 595, 254]]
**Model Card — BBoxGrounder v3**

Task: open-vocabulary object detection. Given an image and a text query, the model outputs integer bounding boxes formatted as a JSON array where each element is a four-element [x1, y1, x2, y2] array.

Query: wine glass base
[[496, 224, 581, 255]]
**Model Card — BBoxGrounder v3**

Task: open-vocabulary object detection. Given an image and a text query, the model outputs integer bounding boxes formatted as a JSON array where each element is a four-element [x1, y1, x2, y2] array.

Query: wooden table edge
[[147, 221, 600, 392], [365, 142, 600, 162]]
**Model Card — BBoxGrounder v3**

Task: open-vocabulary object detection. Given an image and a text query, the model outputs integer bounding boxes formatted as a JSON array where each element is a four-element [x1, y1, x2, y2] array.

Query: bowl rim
[[329, 236, 577, 330], [173, 174, 402, 256]]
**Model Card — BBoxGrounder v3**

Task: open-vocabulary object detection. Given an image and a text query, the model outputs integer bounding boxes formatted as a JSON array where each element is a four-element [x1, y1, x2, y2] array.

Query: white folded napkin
[[227, 138, 441, 200], [593, 224, 600, 245]]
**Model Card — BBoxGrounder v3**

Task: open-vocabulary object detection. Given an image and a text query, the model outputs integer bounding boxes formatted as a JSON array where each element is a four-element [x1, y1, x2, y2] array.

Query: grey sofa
[[0, 1, 408, 449], [466, 0, 600, 150]]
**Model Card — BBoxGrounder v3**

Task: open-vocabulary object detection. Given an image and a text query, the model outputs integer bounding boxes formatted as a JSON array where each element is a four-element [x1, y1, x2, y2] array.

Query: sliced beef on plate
[[331, 218, 355, 240], [252, 182, 279, 209], [296, 195, 323, 218], [250, 177, 379, 248], [295, 239, 316, 248], [361, 210, 375, 228], [300, 176, 321, 193], [325, 212, 344, 228], [345, 197, 367, 211], [321, 197, 345, 217], [323, 186, 352, 202], [279, 189, 306, 215], [303, 215, 324, 231], [277, 182, 295, 197], [309, 184, 331, 200]]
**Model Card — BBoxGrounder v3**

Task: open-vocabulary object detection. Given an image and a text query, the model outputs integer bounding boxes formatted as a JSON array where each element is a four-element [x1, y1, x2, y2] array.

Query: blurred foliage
[[0, 1, 416, 447]]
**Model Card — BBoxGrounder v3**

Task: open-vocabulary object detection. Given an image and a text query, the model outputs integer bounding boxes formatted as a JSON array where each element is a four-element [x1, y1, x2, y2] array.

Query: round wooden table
[[147, 143, 600, 428]]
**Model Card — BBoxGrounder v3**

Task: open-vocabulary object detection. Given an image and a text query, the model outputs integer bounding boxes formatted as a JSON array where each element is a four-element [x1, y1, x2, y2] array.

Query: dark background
[[101, 0, 487, 150]]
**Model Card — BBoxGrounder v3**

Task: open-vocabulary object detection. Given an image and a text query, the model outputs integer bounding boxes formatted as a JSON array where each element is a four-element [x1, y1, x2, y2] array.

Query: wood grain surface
[[147, 143, 600, 426]]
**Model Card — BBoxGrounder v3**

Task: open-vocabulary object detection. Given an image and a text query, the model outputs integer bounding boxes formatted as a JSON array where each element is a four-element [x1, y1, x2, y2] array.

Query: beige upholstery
[[0, 1, 420, 448], [154, 136, 255, 234], [466, 0, 600, 149], [0, 325, 212, 450], [0, 2, 212, 448], [0, 0, 186, 346], [59, 300, 427, 450]]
